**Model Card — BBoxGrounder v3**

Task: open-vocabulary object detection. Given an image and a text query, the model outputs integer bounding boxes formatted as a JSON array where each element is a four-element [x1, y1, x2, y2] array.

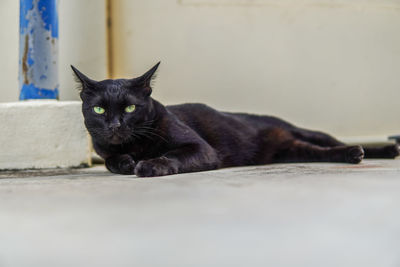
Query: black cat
[[72, 62, 399, 177]]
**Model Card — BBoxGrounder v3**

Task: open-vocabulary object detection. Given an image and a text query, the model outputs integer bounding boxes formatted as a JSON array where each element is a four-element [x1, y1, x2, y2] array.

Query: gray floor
[[1, 160, 400, 267]]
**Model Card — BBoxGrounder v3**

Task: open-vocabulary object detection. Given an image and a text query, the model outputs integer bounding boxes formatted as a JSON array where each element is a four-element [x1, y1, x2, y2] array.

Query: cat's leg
[[273, 141, 365, 164], [105, 154, 136, 174], [258, 128, 364, 164], [291, 128, 399, 159], [290, 128, 345, 147], [134, 144, 220, 177]]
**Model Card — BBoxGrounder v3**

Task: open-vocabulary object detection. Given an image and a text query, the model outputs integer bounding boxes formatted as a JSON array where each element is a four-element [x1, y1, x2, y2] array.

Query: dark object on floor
[[389, 135, 400, 144]]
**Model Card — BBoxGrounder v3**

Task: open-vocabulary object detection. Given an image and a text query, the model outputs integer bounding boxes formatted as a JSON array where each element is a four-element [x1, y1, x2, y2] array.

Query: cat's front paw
[[105, 154, 136, 174], [135, 157, 179, 177], [345, 145, 364, 164]]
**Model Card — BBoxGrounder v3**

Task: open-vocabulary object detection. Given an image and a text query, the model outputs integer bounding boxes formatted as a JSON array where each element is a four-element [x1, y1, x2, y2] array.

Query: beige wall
[[0, 0, 107, 102], [1, 0, 399, 138], [111, 0, 400, 137], [59, 0, 108, 100]]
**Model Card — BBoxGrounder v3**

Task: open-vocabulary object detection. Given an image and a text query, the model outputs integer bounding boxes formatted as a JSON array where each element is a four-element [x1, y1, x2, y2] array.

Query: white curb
[[0, 100, 91, 170]]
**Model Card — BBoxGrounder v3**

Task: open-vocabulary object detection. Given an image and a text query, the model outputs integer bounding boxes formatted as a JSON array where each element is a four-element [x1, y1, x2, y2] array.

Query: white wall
[[0, 0, 19, 102], [0, 0, 107, 102], [111, 0, 400, 137], [59, 0, 108, 100]]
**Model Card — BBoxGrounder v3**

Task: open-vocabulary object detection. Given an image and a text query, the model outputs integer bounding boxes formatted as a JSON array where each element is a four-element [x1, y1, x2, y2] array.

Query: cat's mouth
[[109, 134, 124, 144]]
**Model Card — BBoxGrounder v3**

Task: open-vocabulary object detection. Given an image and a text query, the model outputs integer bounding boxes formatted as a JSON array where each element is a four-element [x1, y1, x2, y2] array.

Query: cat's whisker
[[134, 128, 168, 143], [134, 129, 157, 139], [130, 132, 141, 141], [133, 130, 156, 142], [135, 125, 164, 134]]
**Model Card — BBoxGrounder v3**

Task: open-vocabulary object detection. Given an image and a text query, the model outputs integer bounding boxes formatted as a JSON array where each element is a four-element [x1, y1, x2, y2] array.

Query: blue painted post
[[19, 0, 59, 100]]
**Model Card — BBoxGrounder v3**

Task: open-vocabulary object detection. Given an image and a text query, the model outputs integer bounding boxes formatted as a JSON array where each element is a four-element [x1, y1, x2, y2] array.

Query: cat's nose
[[109, 121, 121, 131]]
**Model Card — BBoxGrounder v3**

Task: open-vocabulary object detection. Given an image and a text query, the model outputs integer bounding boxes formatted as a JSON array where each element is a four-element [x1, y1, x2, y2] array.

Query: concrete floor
[[1, 160, 400, 267]]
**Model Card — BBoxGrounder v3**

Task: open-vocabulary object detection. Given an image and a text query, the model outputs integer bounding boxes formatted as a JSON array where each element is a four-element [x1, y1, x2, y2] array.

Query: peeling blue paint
[[19, 0, 59, 100], [38, 0, 59, 38], [20, 84, 59, 100], [27, 56, 34, 66], [19, 0, 34, 29]]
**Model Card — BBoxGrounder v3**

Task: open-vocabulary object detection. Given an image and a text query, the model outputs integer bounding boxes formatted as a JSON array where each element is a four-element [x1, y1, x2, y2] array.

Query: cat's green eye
[[93, 106, 105, 114], [125, 104, 136, 113]]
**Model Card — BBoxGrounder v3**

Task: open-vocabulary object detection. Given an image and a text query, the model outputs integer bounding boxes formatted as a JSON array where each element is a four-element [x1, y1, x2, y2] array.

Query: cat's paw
[[135, 157, 179, 177], [382, 144, 400, 159], [105, 154, 136, 175], [345, 145, 364, 164]]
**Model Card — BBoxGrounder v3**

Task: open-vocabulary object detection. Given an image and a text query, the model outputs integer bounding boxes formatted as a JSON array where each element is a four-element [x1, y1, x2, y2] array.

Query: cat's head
[[71, 62, 160, 145]]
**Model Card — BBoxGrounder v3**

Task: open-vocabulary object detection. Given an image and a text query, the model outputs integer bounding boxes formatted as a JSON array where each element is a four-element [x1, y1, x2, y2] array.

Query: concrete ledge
[[340, 135, 396, 146], [0, 100, 90, 170]]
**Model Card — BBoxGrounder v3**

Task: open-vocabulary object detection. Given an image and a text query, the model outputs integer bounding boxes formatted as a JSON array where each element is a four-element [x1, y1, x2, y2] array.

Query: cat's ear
[[135, 62, 160, 96], [71, 65, 97, 91]]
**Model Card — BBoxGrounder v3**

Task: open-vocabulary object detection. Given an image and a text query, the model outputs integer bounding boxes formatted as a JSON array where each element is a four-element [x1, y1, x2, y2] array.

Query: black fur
[[71, 63, 399, 177]]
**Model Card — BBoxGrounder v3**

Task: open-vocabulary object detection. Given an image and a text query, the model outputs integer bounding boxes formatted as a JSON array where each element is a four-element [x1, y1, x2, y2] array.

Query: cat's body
[[72, 63, 399, 177]]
